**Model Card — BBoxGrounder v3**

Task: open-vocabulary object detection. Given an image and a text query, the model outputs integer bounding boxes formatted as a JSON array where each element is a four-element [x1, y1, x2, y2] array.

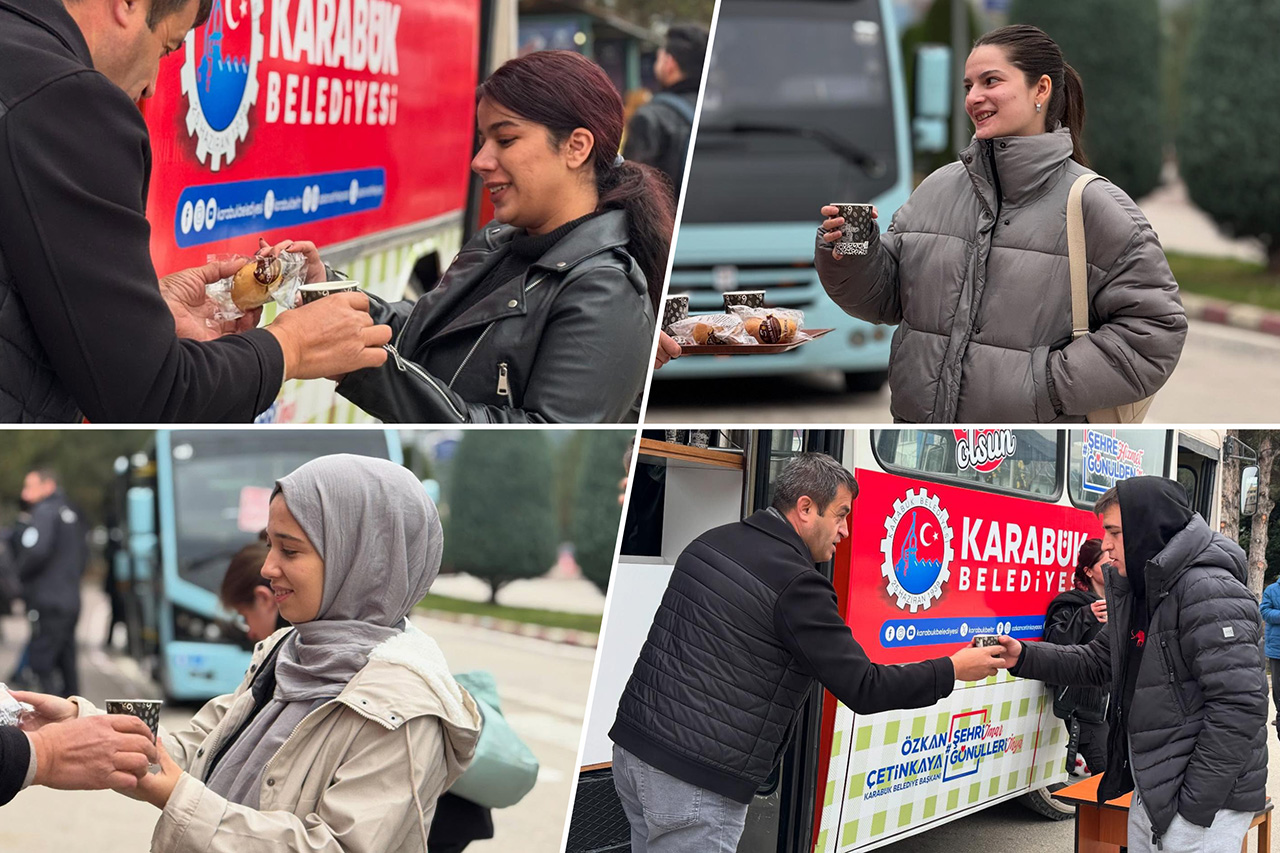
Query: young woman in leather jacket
[[815, 25, 1185, 423], [338, 51, 673, 423]]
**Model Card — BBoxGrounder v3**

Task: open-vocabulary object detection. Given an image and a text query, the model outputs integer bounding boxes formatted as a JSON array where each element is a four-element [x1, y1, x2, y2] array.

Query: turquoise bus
[[657, 0, 950, 393]]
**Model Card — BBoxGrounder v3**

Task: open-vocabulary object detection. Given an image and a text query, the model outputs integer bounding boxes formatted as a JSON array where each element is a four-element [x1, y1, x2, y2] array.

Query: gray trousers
[[1128, 785, 1254, 853], [612, 744, 750, 852]]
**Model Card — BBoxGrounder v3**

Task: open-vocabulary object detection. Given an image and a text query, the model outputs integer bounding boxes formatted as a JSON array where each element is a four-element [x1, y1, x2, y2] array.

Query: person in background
[[1259, 561, 1280, 742], [14, 468, 86, 696], [623, 23, 709, 199], [218, 541, 288, 644], [1044, 537, 1109, 776]]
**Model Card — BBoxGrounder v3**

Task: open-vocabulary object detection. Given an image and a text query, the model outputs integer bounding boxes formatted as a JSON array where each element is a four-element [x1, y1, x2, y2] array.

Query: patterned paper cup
[[106, 699, 163, 740], [662, 295, 689, 332], [832, 202, 874, 255], [722, 290, 766, 311], [298, 280, 361, 305]]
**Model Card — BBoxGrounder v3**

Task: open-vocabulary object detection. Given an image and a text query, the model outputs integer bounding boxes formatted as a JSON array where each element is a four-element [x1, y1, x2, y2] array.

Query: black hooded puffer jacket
[[1011, 478, 1267, 841]]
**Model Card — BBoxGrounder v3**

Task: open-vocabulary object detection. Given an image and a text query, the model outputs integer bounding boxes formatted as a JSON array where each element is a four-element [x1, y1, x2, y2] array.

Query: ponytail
[[1060, 62, 1089, 167], [597, 160, 674, 316], [975, 24, 1090, 166]]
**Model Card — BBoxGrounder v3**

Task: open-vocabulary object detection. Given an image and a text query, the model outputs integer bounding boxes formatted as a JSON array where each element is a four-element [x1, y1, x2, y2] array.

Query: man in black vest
[[623, 23, 708, 199], [609, 453, 1009, 851]]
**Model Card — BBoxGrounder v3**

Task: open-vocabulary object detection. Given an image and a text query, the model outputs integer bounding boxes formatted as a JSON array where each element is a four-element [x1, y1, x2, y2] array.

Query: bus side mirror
[[1241, 465, 1259, 516], [913, 45, 951, 153]]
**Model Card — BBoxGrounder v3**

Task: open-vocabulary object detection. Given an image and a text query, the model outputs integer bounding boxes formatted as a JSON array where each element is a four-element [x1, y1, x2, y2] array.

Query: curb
[[1182, 293, 1280, 337], [417, 608, 600, 648]]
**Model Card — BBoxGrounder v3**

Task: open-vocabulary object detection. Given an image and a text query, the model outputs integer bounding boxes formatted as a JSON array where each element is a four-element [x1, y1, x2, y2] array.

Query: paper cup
[[832, 202, 874, 256], [106, 699, 163, 740], [722, 290, 766, 311], [662, 295, 689, 332], [972, 635, 1002, 647], [298, 280, 361, 305]]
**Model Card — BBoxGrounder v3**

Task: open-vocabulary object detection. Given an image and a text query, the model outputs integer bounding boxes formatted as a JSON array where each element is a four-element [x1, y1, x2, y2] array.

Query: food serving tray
[[677, 328, 833, 356]]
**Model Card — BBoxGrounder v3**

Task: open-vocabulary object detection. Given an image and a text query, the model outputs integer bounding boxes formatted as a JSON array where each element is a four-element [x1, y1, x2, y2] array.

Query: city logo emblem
[[180, 0, 265, 171], [880, 488, 953, 612]]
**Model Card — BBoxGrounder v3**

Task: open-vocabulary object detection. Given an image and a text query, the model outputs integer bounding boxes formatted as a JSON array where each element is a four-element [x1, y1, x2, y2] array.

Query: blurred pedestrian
[[14, 468, 86, 697], [623, 24, 708, 199], [1260, 563, 1280, 742], [217, 541, 288, 643], [997, 479, 1266, 853], [816, 24, 1185, 423], [1044, 537, 1109, 776]]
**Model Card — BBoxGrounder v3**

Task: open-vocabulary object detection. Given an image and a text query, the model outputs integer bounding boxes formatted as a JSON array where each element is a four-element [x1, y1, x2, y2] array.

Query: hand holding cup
[[820, 204, 879, 260]]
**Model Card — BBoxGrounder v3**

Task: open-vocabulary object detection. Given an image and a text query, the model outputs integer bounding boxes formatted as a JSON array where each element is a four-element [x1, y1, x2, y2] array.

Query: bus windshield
[[168, 431, 392, 595], [681, 0, 899, 224], [873, 429, 1061, 499]]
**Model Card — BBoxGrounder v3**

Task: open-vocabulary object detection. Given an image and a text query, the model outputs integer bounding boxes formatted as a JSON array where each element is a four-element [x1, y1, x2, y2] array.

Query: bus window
[[1068, 429, 1169, 509], [872, 429, 1061, 499]]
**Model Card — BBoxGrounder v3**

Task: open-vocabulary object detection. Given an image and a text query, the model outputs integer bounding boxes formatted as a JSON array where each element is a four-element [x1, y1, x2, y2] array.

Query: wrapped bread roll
[[231, 257, 284, 310], [744, 314, 798, 344]]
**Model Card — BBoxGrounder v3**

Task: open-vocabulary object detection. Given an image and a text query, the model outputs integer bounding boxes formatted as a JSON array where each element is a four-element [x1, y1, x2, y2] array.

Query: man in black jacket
[[609, 453, 1009, 852], [1, 701, 157, 805], [15, 468, 86, 696], [997, 478, 1267, 853], [0, 0, 391, 423], [623, 24, 707, 198]]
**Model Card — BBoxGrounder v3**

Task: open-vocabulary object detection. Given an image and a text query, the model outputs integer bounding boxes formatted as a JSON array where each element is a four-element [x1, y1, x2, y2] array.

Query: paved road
[[0, 590, 592, 853], [644, 318, 1280, 424]]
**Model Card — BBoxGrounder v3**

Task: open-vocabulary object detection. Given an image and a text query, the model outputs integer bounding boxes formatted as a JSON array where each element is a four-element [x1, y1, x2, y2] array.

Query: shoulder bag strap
[[1068, 173, 1103, 340]]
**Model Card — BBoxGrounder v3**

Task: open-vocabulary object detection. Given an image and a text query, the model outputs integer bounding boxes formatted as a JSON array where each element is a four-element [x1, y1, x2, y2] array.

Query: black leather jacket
[[337, 210, 653, 423]]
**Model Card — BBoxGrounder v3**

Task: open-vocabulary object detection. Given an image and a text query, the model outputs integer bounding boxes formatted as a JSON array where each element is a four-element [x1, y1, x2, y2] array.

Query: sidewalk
[[1136, 163, 1280, 338]]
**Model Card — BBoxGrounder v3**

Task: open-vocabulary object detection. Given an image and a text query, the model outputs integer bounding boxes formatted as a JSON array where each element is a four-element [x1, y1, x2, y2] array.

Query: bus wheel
[[844, 370, 889, 393], [1018, 784, 1075, 820]]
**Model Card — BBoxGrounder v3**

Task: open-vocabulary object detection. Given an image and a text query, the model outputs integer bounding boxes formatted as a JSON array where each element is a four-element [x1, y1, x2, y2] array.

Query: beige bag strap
[[1068, 173, 1103, 340]]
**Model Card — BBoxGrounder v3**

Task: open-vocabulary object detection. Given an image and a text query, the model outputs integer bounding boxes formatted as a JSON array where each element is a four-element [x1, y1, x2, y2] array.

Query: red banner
[[845, 469, 1102, 664], [142, 0, 480, 272]]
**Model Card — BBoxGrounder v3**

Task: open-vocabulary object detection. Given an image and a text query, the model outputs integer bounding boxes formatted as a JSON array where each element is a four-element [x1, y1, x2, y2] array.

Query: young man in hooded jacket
[[994, 477, 1267, 853]]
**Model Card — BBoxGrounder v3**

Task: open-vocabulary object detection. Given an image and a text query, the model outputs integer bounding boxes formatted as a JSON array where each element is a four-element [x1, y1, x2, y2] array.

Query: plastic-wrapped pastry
[[231, 257, 284, 310], [744, 314, 800, 344]]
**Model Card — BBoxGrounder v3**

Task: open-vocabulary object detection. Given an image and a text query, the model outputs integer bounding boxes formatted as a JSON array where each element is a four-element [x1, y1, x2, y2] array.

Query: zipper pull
[[1153, 827, 1162, 850], [497, 363, 510, 397]]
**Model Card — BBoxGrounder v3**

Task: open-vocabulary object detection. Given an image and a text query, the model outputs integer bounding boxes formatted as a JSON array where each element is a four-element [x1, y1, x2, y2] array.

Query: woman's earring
[[1036, 103, 1042, 113]]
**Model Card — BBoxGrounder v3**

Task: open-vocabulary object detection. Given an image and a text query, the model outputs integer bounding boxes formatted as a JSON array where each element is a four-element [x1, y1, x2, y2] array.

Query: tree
[[1221, 429, 1243, 552], [570, 431, 631, 594], [442, 431, 557, 603], [1177, 0, 1280, 272], [1010, 0, 1163, 199], [0, 430, 146, 528], [1245, 431, 1278, 599]]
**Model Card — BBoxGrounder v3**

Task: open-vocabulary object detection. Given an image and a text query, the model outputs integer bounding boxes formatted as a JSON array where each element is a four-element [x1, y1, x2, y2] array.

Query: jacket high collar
[[743, 508, 815, 564], [960, 127, 1074, 210], [0, 0, 93, 67]]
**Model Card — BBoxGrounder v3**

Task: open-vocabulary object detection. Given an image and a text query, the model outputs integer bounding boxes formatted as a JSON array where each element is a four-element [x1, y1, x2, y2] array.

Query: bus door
[[1175, 432, 1221, 522]]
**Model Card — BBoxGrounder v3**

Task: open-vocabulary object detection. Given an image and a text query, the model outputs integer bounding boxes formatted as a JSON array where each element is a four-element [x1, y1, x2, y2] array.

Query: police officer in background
[[14, 468, 86, 696]]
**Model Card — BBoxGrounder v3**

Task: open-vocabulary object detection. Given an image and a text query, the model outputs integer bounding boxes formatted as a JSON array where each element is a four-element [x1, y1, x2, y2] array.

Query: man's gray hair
[[770, 453, 858, 514]]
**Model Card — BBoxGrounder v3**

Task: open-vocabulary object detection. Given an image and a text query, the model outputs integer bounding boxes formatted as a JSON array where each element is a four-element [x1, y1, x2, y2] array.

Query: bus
[[568, 427, 1245, 852], [654, 0, 951, 394], [142, 0, 517, 422], [111, 429, 401, 700]]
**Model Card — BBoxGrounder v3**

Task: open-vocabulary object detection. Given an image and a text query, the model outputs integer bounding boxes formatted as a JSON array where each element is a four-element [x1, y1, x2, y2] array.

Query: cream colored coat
[[81, 624, 481, 853]]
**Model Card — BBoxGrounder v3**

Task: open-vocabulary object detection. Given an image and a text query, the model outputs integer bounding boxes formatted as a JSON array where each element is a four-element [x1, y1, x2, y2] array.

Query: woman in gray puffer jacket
[[815, 25, 1185, 423]]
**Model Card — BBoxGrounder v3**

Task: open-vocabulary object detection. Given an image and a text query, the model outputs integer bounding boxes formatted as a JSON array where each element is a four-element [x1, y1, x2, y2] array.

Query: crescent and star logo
[[180, 0, 265, 171], [880, 488, 954, 612]]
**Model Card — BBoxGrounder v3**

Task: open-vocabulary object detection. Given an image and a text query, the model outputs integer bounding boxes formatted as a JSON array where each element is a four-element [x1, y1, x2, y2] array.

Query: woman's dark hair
[[219, 541, 271, 609], [973, 24, 1089, 167], [477, 50, 675, 314], [1074, 537, 1103, 590]]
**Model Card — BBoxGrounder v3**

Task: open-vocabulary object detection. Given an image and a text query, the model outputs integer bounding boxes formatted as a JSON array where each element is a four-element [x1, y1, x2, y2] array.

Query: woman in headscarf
[[49, 454, 481, 852]]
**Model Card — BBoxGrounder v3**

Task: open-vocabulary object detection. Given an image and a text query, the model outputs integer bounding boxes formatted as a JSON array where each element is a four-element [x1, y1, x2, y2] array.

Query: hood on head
[[1115, 477, 1195, 600]]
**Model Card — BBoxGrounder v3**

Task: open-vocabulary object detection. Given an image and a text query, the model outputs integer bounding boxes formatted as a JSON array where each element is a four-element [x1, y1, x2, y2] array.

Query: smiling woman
[[334, 50, 674, 424], [814, 24, 1187, 424]]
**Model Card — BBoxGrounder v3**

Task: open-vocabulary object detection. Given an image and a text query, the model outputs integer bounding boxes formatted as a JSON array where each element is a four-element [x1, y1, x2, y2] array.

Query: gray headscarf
[[206, 454, 442, 806]]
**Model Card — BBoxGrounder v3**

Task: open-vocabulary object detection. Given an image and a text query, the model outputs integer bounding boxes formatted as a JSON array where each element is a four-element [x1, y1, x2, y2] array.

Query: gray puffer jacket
[[1011, 514, 1267, 840], [815, 128, 1185, 423]]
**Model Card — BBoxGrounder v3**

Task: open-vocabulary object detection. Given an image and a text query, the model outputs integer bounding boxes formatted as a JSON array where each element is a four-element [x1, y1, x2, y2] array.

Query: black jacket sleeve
[[1010, 623, 1113, 687], [773, 571, 954, 713], [0, 71, 283, 422], [1, 725, 31, 806], [338, 267, 650, 423], [1043, 601, 1100, 647], [622, 105, 665, 168], [14, 502, 56, 582]]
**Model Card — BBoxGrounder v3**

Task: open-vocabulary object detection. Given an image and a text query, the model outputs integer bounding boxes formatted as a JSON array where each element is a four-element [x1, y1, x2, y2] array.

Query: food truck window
[[1068, 429, 1169, 510], [872, 429, 1061, 501]]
